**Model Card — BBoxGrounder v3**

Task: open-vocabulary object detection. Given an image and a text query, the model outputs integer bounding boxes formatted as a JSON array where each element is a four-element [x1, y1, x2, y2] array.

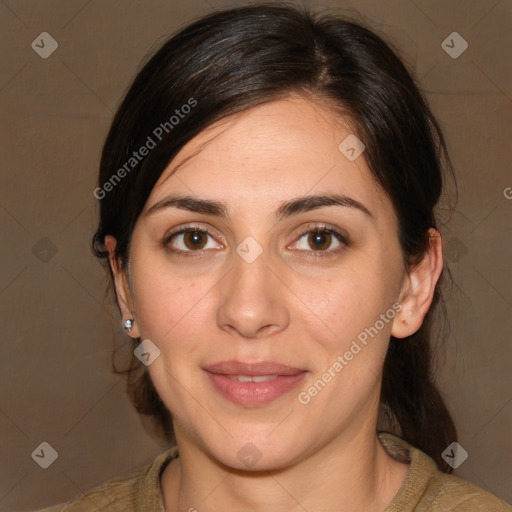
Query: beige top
[[34, 433, 510, 511]]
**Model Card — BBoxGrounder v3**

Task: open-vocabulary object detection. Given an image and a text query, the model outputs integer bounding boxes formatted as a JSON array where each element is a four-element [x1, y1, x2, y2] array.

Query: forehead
[[148, 94, 393, 222]]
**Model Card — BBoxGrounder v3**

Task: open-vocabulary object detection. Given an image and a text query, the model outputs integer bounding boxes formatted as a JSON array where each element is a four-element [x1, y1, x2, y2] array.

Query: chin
[[200, 430, 306, 473]]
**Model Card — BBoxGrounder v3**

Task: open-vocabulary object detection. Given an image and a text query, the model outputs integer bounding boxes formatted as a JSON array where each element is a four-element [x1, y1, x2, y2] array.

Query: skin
[[106, 93, 443, 512]]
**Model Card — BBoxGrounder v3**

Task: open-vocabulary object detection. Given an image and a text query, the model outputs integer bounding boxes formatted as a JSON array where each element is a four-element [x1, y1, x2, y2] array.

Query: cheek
[[306, 284, 360, 342], [304, 267, 396, 351], [130, 263, 207, 347]]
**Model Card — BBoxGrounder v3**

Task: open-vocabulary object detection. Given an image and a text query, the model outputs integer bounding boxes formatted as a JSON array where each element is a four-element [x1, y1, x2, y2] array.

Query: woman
[[36, 2, 510, 511]]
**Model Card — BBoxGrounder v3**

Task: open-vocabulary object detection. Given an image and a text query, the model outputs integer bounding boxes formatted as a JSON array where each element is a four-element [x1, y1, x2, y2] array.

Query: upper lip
[[203, 360, 305, 376]]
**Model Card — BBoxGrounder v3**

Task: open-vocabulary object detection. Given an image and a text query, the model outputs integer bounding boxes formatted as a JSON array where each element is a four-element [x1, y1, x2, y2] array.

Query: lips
[[203, 360, 307, 407]]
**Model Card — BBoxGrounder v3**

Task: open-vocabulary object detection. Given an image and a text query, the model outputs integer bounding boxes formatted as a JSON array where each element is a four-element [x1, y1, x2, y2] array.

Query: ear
[[105, 235, 141, 338], [391, 228, 443, 339]]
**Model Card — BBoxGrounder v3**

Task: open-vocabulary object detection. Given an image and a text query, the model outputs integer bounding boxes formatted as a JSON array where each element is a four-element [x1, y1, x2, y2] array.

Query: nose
[[216, 248, 290, 339]]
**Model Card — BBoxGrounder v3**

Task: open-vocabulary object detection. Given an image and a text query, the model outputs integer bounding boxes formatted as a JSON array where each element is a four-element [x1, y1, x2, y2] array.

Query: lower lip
[[205, 371, 307, 407]]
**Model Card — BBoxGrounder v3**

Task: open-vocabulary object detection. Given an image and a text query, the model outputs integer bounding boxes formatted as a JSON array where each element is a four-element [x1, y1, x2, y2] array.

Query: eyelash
[[293, 224, 348, 257], [163, 223, 348, 258], [163, 225, 222, 258]]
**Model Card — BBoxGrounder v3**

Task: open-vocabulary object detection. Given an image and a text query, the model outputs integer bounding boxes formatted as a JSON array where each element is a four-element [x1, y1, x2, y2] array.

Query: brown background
[[1, 0, 511, 510]]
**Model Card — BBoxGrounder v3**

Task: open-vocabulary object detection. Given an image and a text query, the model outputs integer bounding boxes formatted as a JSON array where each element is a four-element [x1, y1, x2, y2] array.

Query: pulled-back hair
[[92, 2, 456, 471]]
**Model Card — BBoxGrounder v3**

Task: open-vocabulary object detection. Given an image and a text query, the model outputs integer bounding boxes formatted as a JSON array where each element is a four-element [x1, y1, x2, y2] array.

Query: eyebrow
[[145, 193, 373, 221]]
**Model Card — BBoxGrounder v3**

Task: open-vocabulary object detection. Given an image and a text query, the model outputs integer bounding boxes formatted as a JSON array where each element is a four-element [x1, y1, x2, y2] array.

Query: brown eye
[[290, 226, 348, 255], [307, 230, 333, 251], [164, 226, 223, 255], [183, 230, 208, 250]]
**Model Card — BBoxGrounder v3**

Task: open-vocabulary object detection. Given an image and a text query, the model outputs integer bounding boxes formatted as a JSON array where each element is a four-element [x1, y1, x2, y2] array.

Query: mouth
[[203, 360, 307, 407]]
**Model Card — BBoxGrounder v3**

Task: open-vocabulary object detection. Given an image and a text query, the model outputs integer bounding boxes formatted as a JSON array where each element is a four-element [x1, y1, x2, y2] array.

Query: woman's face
[[117, 94, 411, 469]]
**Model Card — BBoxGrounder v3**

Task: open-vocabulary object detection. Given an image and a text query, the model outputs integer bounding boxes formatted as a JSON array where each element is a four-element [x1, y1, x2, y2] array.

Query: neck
[[161, 425, 409, 512]]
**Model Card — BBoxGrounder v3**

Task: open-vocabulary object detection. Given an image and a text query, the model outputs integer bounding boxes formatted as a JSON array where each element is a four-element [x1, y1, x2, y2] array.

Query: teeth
[[234, 375, 278, 383], [252, 375, 278, 382]]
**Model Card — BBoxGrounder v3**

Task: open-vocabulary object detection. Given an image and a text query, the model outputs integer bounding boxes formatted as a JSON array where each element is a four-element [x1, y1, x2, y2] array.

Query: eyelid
[[164, 223, 223, 242], [288, 223, 349, 255], [163, 224, 224, 256], [294, 222, 348, 242]]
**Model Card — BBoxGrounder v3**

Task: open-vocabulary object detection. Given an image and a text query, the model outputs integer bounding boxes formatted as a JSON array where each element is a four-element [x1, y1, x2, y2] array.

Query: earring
[[402, 319, 409, 326], [123, 318, 135, 333]]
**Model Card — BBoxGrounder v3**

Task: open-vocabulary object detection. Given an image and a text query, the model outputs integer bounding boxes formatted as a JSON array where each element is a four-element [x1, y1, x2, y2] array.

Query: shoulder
[[420, 471, 511, 511], [32, 472, 140, 512], [378, 432, 511, 512], [31, 446, 178, 512]]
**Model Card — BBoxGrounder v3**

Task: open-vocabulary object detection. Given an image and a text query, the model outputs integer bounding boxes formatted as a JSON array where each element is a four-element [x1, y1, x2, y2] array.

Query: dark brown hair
[[92, 2, 457, 471]]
